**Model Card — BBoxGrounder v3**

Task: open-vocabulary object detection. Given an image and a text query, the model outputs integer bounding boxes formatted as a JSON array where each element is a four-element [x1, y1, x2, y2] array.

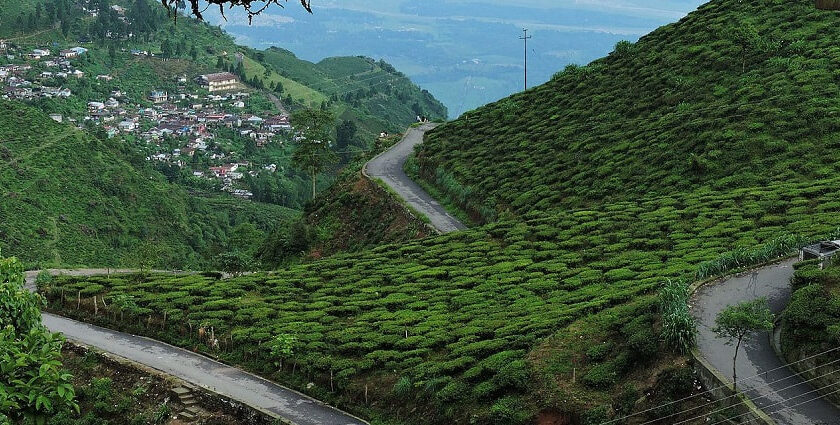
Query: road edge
[[686, 256, 799, 425], [62, 339, 291, 425], [31, 271, 371, 425], [362, 123, 445, 235], [770, 318, 840, 411]]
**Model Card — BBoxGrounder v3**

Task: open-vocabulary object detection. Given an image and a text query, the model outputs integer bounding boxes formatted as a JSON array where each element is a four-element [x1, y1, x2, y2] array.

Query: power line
[[598, 344, 840, 425], [519, 28, 532, 90], [706, 380, 840, 425], [638, 356, 840, 425]]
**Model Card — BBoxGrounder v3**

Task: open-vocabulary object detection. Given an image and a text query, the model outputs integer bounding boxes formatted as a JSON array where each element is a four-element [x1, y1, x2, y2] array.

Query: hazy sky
[[209, 0, 706, 116]]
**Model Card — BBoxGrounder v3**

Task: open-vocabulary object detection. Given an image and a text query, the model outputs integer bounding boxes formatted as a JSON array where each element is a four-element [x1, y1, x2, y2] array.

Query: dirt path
[[267, 93, 288, 115]]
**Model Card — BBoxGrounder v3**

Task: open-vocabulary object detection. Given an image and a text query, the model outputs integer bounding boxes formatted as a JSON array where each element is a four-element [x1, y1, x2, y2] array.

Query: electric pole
[[519, 28, 532, 90]]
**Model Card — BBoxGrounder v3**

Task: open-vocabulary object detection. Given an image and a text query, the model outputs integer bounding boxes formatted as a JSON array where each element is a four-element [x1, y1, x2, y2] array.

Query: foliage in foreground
[[782, 260, 840, 365], [659, 279, 696, 354], [0, 252, 77, 422]]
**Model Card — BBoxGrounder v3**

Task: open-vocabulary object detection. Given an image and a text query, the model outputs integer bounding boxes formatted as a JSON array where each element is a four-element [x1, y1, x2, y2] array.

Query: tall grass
[[659, 279, 696, 353], [694, 234, 811, 280]]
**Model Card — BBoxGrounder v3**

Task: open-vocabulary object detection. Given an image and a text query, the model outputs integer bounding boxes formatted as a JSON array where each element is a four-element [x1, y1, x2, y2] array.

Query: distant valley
[[209, 0, 704, 116]]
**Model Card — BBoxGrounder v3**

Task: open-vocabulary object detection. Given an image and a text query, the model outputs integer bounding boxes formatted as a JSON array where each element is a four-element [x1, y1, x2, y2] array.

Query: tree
[[161, 39, 173, 59], [0, 251, 78, 422], [268, 333, 297, 371], [161, 0, 313, 22], [216, 251, 254, 276], [124, 241, 160, 275], [189, 45, 198, 61], [336, 119, 358, 150], [60, 17, 70, 38], [291, 109, 337, 199], [713, 298, 774, 391]]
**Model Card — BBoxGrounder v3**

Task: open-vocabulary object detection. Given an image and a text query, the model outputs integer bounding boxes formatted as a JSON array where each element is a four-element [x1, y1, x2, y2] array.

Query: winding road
[[25, 270, 368, 425], [692, 259, 840, 424], [21, 123, 464, 424], [364, 123, 467, 234]]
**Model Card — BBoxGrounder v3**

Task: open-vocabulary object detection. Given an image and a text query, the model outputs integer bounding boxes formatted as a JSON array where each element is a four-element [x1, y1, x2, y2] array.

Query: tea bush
[[43, 177, 840, 424], [419, 0, 840, 224]]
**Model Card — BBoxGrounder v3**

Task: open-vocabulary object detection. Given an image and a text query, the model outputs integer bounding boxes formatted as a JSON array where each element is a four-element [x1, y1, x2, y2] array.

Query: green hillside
[[259, 48, 448, 134], [1, 0, 446, 132], [44, 177, 840, 424], [0, 101, 297, 268], [0, 0, 449, 265], [37, 1, 840, 423], [418, 0, 840, 222]]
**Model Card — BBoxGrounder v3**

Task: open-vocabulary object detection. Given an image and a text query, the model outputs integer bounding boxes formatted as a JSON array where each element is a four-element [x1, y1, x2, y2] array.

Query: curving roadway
[[364, 123, 467, 234], [692, 259, 840, 424], [25, 270, 368, 425]]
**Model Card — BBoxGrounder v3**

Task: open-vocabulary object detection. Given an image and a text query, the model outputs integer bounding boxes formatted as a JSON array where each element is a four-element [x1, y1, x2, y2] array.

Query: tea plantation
[[43, 176, 840, 424], [418, 0, 840, 222], [31, 0, 840, 423]]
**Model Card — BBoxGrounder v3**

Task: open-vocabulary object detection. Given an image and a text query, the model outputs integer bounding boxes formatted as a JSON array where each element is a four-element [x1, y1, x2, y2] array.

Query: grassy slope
[[0, 101, 297, 268], [259, 48, 448, 136], [418, 0, 840, 222], [302, 135, 433, 258]]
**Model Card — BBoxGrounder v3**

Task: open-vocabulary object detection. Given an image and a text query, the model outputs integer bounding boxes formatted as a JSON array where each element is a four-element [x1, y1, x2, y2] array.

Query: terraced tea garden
[[418, 0, 840, 223], [41, 177, 840, 424]]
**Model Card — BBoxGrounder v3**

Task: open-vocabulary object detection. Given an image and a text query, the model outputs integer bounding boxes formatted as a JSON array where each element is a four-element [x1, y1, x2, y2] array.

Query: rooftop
[[201, 72, 238, 83]]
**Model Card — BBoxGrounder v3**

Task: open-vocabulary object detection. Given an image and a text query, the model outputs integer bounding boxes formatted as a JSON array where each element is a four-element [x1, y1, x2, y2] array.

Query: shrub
[[488, 396, 530, 425], [582, 361, 620, 390], [658, 279, 696, 353]]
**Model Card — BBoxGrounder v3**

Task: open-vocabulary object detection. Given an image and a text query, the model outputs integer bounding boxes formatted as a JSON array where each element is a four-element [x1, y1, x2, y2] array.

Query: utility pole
[[519, 28, 532, 90]]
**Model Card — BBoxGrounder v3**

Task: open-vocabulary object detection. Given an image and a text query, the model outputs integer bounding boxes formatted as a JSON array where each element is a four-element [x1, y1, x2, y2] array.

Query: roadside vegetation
[[781, 260, 840, 375]]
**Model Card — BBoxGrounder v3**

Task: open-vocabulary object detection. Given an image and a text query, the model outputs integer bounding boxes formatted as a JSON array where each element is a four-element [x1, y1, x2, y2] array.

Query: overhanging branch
[[160, 1, 313, 23]]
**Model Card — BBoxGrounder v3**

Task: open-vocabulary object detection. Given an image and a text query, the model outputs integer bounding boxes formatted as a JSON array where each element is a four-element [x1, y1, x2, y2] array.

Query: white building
[[198, 72, 239, 93]]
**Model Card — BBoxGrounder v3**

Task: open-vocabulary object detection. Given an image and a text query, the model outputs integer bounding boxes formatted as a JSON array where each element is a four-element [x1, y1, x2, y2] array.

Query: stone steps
[[171, 386, 202, 422]]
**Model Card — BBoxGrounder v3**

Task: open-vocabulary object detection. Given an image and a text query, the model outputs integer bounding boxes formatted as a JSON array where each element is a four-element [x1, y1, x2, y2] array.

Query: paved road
[[26, 270, 368, 425], [692, 259, 840, 424], [364, 123, 467, 234]]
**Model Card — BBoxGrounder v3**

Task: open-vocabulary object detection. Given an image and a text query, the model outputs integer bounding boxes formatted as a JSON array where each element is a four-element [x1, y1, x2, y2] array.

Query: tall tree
[[713, 298, 774, 391], [161, 39, 173, 58], [336, 120, 358, 150], [291, 109, 337, 199]]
